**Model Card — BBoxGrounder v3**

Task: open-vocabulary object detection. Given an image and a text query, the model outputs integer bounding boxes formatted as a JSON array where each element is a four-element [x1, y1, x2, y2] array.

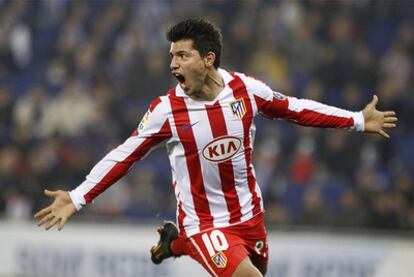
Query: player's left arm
[[248, 77, 397, 138]]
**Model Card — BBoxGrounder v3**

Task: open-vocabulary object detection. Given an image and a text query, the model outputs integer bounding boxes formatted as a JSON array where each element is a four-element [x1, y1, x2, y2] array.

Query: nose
[[170, 56, 179, 70]]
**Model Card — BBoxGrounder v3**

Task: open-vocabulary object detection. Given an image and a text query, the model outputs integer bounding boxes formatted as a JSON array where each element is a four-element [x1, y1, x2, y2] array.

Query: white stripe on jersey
[[288, 97, 357, 118], [184, 97, 230, 229]]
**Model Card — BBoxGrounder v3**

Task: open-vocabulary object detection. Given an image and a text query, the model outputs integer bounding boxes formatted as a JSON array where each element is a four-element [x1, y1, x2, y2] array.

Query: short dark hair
[[166, 18, 223, 68]]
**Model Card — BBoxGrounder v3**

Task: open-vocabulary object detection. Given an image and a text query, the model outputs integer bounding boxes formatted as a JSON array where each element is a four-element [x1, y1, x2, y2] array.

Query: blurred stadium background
[[1, 0, 414, 276]]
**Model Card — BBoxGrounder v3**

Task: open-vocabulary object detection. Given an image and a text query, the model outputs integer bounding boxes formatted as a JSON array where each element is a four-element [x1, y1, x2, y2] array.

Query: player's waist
[[181, 211, 265, 238]]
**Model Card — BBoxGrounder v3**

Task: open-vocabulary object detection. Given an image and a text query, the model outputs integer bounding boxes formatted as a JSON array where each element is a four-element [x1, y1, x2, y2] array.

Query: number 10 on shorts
[[201, 230, 229, 256]]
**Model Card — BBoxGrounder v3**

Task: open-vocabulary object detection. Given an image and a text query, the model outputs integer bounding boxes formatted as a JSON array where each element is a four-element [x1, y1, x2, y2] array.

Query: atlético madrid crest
[[212, 251, 227, 268], [229, 98, 246, 119]]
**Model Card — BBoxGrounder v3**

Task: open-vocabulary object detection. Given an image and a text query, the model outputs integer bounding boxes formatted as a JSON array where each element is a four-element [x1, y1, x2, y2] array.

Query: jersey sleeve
[[249, 78, 364, 131], [69, 97, 172, 210]]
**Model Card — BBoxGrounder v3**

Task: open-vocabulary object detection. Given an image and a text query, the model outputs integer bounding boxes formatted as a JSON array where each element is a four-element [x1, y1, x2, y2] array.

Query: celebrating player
[[35, 18, 397, 276]]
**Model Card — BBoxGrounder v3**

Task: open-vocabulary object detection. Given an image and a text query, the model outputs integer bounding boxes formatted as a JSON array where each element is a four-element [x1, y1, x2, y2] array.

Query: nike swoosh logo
[[181, 121, 200, 131]]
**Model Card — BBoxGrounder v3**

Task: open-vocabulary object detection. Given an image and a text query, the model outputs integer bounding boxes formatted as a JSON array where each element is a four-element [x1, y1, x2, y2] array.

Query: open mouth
[[173, 73, 185, 84]]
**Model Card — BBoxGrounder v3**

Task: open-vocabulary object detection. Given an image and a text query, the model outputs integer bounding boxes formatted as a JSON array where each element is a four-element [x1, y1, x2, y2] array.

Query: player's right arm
[[34, 97, 172, 230]]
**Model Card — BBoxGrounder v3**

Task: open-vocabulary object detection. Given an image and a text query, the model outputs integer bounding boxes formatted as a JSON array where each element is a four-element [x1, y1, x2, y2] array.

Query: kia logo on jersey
[[202, 136, 242, 162]]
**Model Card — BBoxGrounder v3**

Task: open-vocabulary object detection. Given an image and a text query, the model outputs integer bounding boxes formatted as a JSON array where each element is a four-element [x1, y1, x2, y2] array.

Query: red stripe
[[206, 102, 242, 224], [150, 98, 162, 111], [284, 109, 354, 128], [84, 118, 171, 203], [254, 95, 354, 127], [229, 73, 262, 215], [169, 96, 214, 231], [254, 94, 289, 119], [177, 198, 186, 235], [172, 181, 187, 236]]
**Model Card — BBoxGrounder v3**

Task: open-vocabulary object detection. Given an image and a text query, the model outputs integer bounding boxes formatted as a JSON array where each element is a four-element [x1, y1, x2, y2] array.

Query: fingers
[[383, 111, 397, 130], [384, 111, 396, 117], [46, 216, 60, 230], [58, 217, 68, 231], [379, 129, 390, 139], [38, 213, 54, 227], [384, 117, 398, 123], [37, 212, 67, 231], [382, 111, 397, 132], [34, 206, 51, 218], [383, 123, 396, 128], [369, 95, 378, 108], [44, 189, 58, 197]]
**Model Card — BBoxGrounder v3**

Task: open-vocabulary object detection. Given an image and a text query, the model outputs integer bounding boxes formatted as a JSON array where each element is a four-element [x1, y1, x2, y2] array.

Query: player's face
[[169, 39, 208, 96]]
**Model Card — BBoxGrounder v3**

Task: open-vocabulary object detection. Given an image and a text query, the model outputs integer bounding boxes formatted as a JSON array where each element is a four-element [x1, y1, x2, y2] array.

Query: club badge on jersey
[[138, 110, 152, 131], [229, 98, 246, 119], [212, 251, 227, 268]]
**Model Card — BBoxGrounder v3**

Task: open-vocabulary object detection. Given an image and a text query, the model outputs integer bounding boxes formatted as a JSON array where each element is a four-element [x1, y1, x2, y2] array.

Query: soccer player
[[34, 18, 397, 276]]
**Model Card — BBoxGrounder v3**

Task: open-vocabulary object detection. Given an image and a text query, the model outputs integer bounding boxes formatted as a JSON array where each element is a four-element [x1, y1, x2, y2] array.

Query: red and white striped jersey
[[69, 69, 364, 237]]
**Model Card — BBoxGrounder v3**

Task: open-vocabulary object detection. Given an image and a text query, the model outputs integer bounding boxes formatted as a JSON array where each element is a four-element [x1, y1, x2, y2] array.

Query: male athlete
[[35, 18, 397, 276]]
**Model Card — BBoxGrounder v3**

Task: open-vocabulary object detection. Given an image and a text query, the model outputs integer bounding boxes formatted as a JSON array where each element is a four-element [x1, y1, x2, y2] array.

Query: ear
[[204, 51, 216, 68]]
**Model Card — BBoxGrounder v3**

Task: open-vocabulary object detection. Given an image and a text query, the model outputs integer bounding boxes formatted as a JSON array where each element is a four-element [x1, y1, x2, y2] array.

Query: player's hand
[[34, 189, 77, 231], [362, 95, 398, 139]]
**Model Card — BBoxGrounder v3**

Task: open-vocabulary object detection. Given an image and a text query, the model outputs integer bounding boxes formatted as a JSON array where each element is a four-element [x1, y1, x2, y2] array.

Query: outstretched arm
[[33, 97, 172, 231], [246, 75, 397, 137], [34, 189, 77, 231], [362, 95, 397, 139]]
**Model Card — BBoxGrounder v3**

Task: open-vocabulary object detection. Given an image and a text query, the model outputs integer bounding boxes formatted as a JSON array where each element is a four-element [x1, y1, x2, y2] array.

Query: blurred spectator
[[0, 86, 14, 141], [13, 84, 50, 138], [42, 77, 96, 137], [9, 21, 32, 69], [336, 189, 366, 228], [5, 188, 32, 220], [289, 136, 315, 185], [297, 187, 332, 226]]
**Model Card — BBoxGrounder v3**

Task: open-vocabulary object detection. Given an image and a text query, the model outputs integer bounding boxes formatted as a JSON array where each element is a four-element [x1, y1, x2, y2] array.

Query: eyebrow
[[169, 50, 190, 57]]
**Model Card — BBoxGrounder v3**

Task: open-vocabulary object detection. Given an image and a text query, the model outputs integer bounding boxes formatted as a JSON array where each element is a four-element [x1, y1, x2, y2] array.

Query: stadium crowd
[[1, 0, 413, 232]]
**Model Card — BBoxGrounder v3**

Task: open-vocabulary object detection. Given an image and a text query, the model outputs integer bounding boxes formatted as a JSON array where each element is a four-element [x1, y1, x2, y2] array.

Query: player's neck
[[191, 69, 224, 101]]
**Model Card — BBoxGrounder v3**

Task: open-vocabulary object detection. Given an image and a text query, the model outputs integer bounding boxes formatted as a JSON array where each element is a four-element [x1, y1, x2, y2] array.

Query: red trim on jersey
[[84, 119, 172, 202], [150, 97, 162, 112], [254, 94, 289, 119], [206, 102, 243, 224], [169, 96, 214, 231], [284, 108, 354, 128], [229, 73, 262, 215], [254, 95, 354, 128], [173, 181, 187, 236]]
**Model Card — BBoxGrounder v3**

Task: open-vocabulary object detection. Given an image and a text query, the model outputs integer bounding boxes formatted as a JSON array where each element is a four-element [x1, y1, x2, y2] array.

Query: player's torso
[[166, 87, 254, 171], [158, 72, 264, 236]]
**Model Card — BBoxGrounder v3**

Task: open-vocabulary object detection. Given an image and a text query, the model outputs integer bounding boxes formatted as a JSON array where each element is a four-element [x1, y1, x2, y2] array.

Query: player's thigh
[[241, 221, 268, 276], [246, 242, 268, 276], [231, 256, 263, 277], [187, 229, 248, 277]]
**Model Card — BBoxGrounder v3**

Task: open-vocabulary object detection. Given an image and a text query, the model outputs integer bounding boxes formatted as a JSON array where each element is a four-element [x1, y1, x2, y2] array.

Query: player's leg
[[239, 214, 268, 276], [231, 256, 263, 277]]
